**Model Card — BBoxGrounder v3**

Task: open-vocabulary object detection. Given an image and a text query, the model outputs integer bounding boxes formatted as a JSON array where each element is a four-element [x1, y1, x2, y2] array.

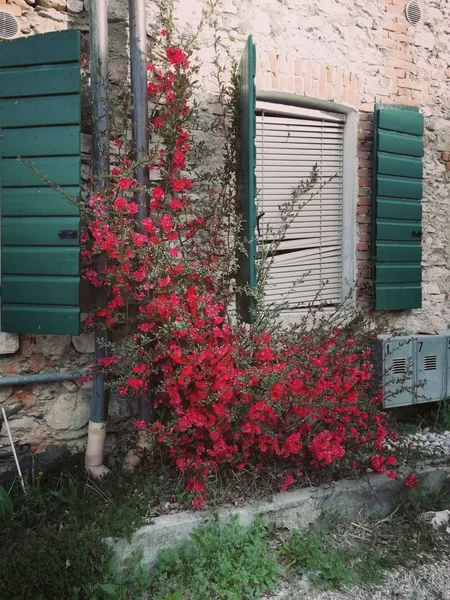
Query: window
[[255, 101, 346, 309]]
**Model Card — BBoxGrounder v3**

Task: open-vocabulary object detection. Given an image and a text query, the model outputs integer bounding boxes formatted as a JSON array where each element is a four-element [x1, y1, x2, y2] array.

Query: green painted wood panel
[[372, 104, 424, 311], [378, 130, 423, 157], [1, 305, 80, 336], [2, 276, 79, 305], [3, 247, 80, 276], [1, 126, 80, 158], [377, 175, 422, 198], [377, 152, 422, 179], [2, 217, 80, 246], [2, 187, 79, 216], [0, 30, 81, 336], [375, 284, 421, 311], [1, 156, 81, 187], [376, 219, 422, 241], [0, 63, 80, 99], [0, 95, 80, 128], [377, 197, 421, 221], [376, 241, 421, 263], [237, 35, 257, 323], [376, 264, 421, 283], [378, 110, 424, 136], [0, 31, 80, 68]]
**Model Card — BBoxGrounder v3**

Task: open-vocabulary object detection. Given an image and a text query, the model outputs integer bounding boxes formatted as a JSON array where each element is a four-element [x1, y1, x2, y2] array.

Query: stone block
[[34, 335, 72, 360], [67, 0, 83, 12], [0, 333, 19, 356], [45, 389, 89, 431], [7, 0, 30, 10], [36, 0, 67, 10], [35, 6, 69, 20], [72, 332, 95, 354]]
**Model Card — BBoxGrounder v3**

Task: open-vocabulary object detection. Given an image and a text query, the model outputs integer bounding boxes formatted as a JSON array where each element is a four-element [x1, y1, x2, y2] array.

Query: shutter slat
[[2, 187, 79, 216], [2, 276, 79, 305], [0, 63, 80, 98], [0, 94, 81, 128], [1, 305, 80, 335], [0, 31, 80, 68], [2, 217, 80, 246], [0, 31, 81, 335], [1, 126, 81, 158], [376, 241, 421, 263], [3, 247, 80, 275], [372, 104, 423, 310], [1, 156, 81, 187]]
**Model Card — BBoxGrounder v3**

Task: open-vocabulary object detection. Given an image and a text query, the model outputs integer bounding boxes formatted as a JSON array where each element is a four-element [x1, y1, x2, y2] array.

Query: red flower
[[147, 81, 159, 95], [170, 198, 183, 210], [142, 218, 156, 234], [166, 47, 189, 68], [158, 276, 171, 287], [280, 473, 294, 491], [152, 187, 164, 201], [192, 496, 205, 510], [153, 116, 165, 128], [385, 456, 397, 466], [118, 177, 134, 190], [136, 420, 146, 430], [387, 471, 396, 480], [405, 473, 419, 488], [114, 196, 127, 211], [172, 179, 184, 191], [160, 215, 173, 232], [371, 455, 385, 474]]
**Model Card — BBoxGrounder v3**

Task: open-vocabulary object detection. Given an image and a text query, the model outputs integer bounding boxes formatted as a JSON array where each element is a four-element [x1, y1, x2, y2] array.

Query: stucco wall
[[0, 0, 449, 467]]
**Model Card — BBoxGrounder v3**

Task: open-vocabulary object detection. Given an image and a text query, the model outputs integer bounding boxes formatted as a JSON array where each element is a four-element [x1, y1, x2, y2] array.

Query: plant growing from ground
[[149, 516, 278, 599], [76, 0, 401, 508]]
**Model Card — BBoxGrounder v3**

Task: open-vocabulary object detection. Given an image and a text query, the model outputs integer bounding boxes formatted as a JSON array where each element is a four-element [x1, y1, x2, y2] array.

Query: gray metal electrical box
[[379, 332, 450, 408]]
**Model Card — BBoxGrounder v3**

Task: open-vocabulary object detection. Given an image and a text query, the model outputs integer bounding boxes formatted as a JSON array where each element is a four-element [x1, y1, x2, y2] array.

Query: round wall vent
[[0, 11, 19, 40], [405, 0, 422, 26]]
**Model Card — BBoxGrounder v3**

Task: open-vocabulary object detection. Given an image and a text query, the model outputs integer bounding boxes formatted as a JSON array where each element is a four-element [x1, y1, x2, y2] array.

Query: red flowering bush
[[81, 17, 399, 508]]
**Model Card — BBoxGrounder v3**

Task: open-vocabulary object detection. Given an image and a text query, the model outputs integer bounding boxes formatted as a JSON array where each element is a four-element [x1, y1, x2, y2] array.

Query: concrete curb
[[111, 464, 450, 569]]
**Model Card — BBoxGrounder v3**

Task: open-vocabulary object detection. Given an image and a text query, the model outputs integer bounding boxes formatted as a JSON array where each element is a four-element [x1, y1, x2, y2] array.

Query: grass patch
[[149, 516, 279, 599], [0, 455, 180, 600], [2, 454, 450, 600]]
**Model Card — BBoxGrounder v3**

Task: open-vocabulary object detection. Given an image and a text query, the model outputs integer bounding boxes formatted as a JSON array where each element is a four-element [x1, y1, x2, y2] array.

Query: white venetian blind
[[255, 103, 345, 308]]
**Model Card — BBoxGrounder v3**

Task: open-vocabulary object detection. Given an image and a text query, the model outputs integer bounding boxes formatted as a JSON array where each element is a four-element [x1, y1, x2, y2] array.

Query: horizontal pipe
[[0, 372, 81, 387]]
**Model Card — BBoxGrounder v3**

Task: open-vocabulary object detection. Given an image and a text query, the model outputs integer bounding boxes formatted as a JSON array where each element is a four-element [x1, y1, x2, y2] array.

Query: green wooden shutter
[[237, 35, 257, 323], [372, 104, 424, 310], [0, 31, 81, 335]]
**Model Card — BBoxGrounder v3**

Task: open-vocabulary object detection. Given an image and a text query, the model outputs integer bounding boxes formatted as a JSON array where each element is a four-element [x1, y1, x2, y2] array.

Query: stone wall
[[0, 0, 449, 469]]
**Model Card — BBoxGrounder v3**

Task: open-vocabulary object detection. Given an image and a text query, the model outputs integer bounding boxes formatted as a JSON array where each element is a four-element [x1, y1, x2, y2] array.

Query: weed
[[149, 516, 279, 599]]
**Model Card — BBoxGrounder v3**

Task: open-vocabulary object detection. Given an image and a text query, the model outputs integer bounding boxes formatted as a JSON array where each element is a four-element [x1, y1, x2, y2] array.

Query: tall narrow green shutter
[[237, 35, 257, 323], [372, 104, 424, 310], [0, 31, 81, 335]]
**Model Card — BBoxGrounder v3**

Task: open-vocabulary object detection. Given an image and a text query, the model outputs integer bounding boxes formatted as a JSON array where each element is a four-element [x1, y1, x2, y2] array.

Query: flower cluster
[[81, 30, 402, 509]]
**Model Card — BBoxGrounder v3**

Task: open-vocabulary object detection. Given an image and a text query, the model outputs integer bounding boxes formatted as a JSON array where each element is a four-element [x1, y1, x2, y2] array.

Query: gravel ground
[[262, 559, 450, 600]]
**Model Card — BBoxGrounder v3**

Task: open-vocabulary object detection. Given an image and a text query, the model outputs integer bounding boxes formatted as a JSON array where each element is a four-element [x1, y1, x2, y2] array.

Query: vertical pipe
[[86, 0, 110, 477], [129, 0, 149, 227], [129, 0, 152, 423]]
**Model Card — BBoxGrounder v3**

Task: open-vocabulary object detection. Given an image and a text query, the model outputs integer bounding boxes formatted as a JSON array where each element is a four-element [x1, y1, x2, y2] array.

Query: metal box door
[[416, 336, 445, 403], [382, 336, 415, 408]]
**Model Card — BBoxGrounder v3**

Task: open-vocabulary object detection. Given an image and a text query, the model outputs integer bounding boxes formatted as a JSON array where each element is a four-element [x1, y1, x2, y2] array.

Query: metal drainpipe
[[0, 372, 81, 387], [129, 0, 152, 425], [86, 0, 110, 478]]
